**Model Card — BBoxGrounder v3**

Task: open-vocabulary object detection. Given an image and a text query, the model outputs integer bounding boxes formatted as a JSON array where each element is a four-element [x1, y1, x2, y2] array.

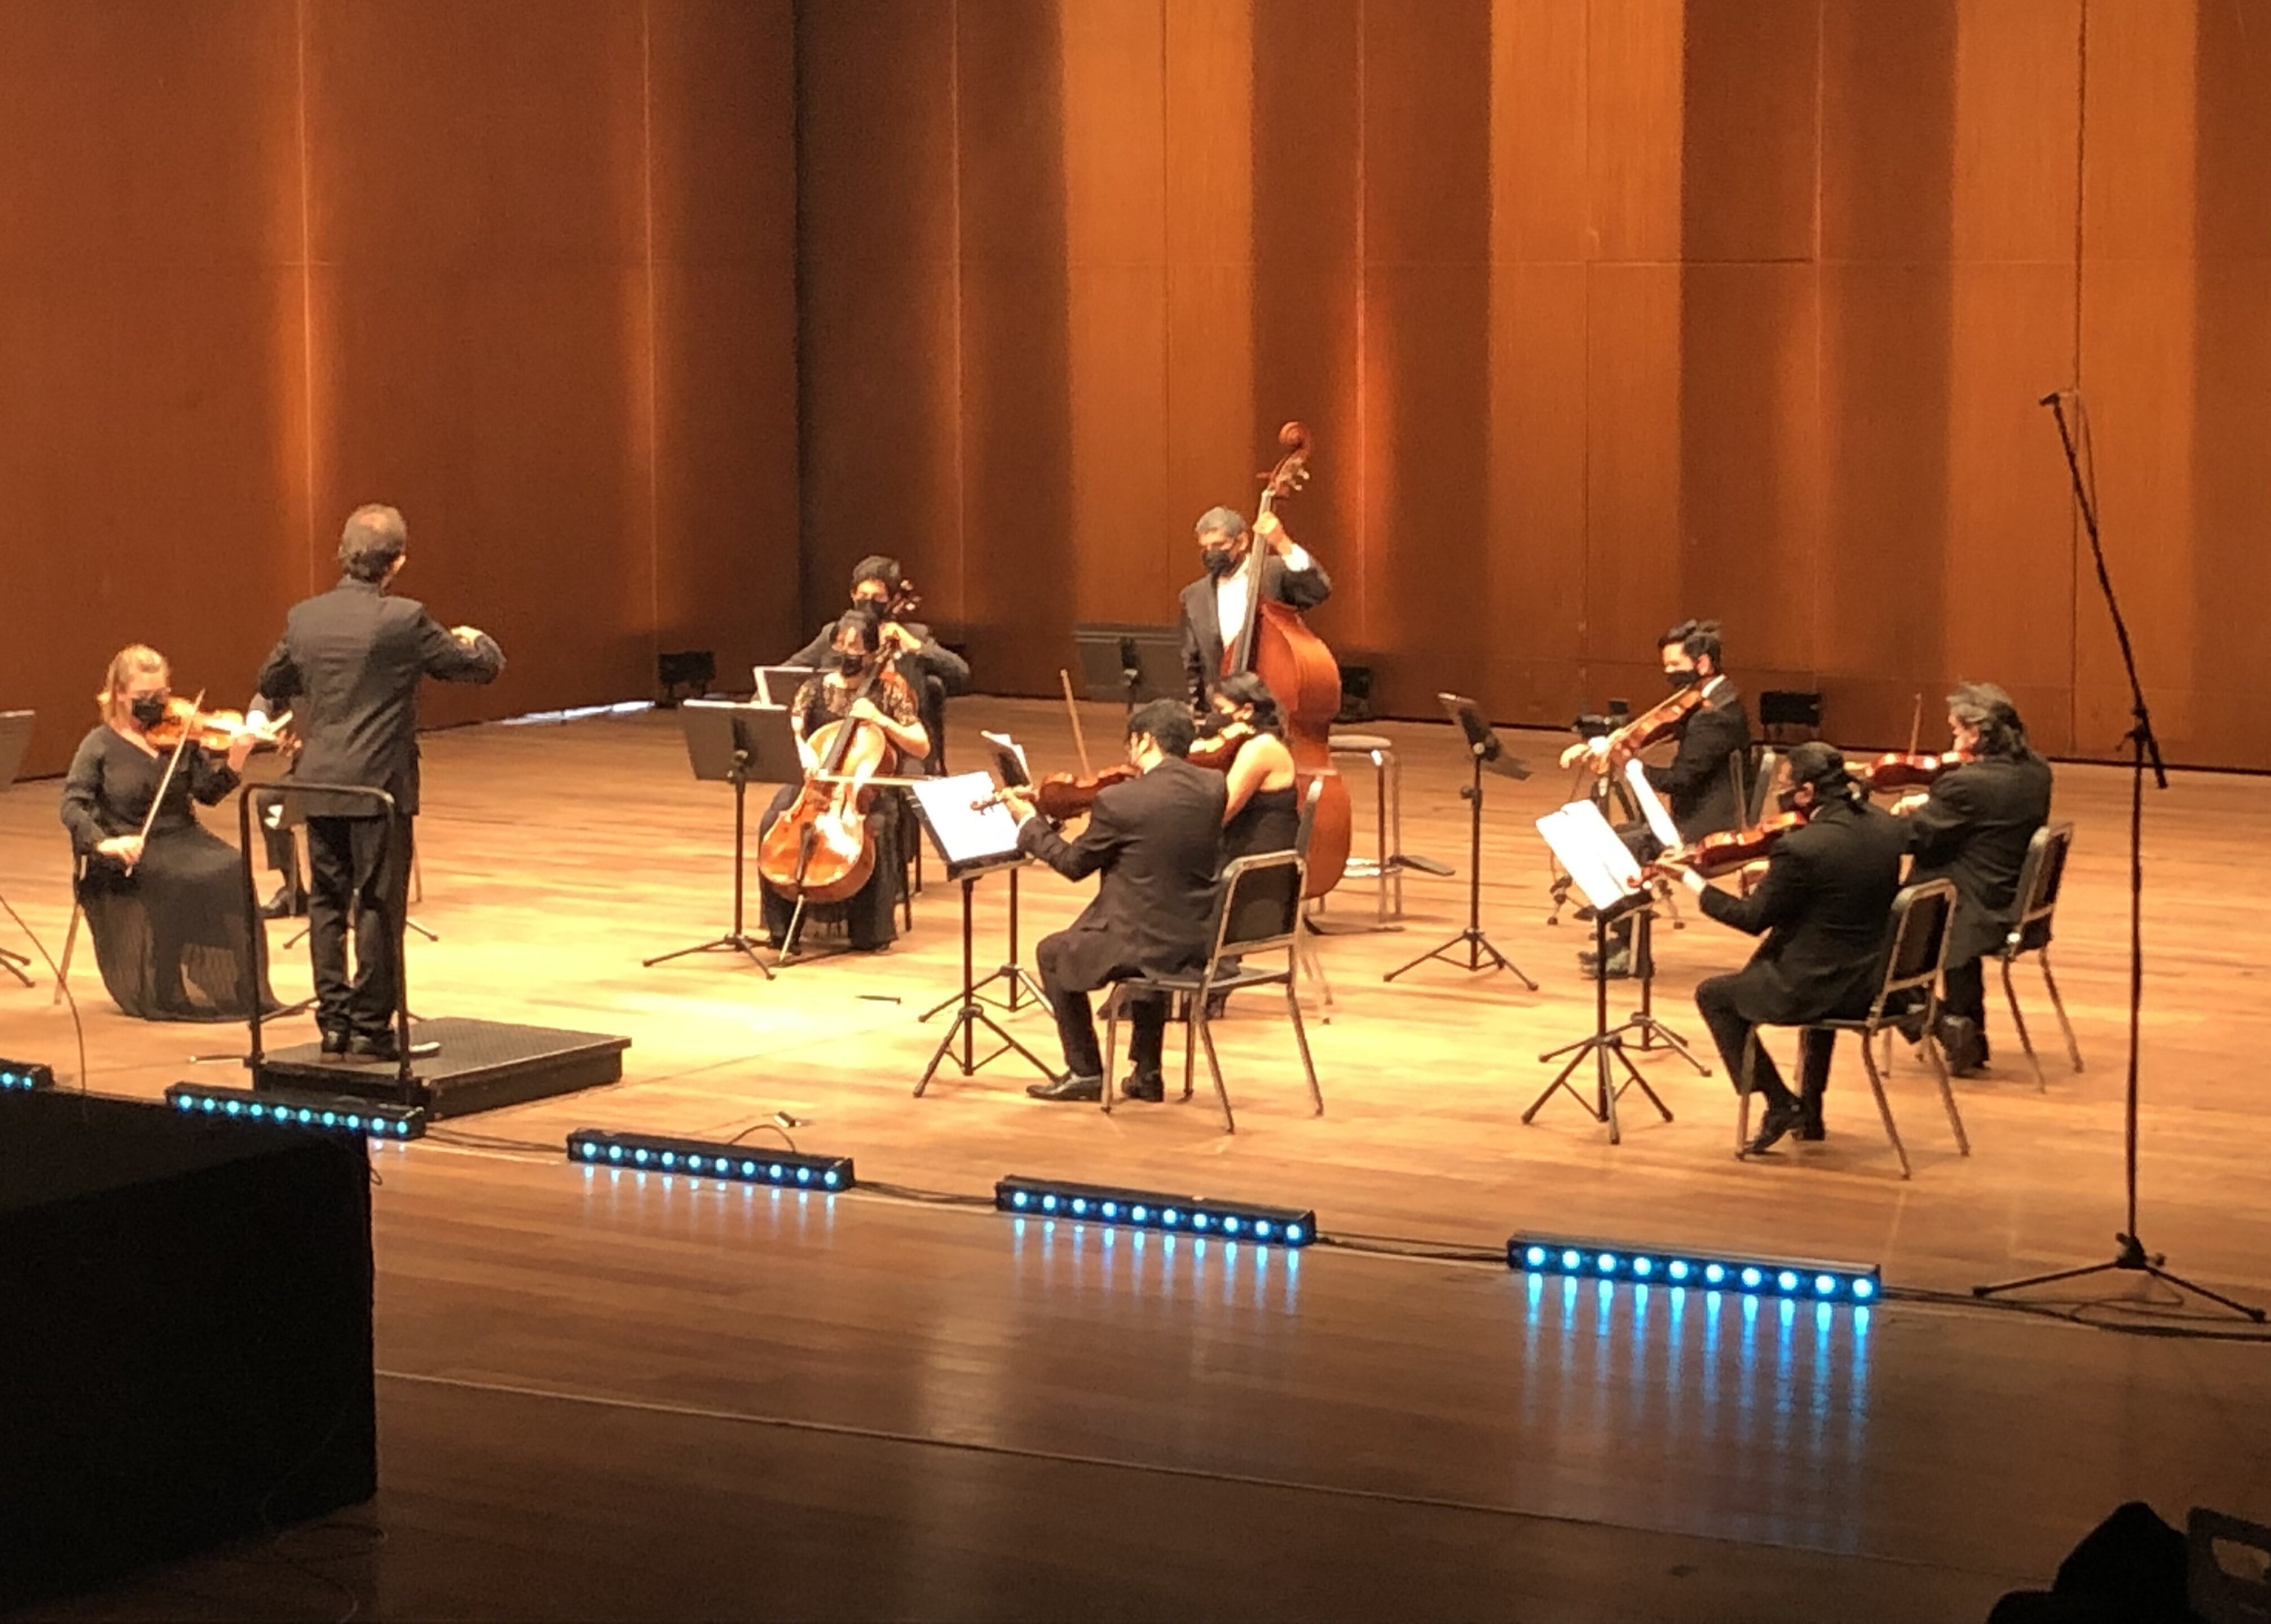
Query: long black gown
[[59, 726, 274, 1021]]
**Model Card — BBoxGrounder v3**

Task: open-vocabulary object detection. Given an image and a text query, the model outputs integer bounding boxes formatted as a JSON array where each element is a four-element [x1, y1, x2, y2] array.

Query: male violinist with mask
[[1560, 618, 1752, 975], [1177, 507, 1332, 710]]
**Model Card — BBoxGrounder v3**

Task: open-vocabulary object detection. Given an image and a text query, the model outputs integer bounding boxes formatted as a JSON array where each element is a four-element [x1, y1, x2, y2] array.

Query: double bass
[[1222, 422, 1351, 899], [755, 659, 905, 907]]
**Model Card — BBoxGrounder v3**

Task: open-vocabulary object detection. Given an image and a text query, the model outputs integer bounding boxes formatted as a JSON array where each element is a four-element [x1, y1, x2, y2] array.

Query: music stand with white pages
[[1521, 799, 1679, 1144], [908, 771, 1054, 1094]]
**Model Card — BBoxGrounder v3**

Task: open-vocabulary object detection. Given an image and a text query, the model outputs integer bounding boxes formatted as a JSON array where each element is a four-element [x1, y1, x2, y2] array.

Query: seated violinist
[[1000, 699, 1225, 1104], [1193, 671, 1302, 1011], [1663, 744, 1907, 1153], [1891, 682, 2054, 1075], [1560, 618, 1752, 975], [59, 645, 279, 1021], [756, 609, 929, 953]]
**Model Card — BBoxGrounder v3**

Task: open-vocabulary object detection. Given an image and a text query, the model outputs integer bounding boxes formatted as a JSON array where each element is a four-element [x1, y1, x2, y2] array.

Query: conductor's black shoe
[[260, 887, 308, 921], [319, 1028, 351, 1056], [350, 1033, 440, 1063], [1027, 1072, 1103, 1102], [1119, 1069, 1166, 1103], [1747, 1099, 1805, 1155]]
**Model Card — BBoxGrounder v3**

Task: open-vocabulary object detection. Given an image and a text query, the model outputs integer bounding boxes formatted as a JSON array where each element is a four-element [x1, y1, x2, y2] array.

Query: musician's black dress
[[59, 726, 274, 1021]]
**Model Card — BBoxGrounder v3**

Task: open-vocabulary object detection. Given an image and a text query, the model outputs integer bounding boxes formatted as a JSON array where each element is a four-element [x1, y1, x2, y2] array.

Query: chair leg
[[52, 904, 83, 1006], [1925, 1017, 1970, 1156], [1736, 1030, 1757, 1158], [2039, 952, 2083, 1074], [1101, 987, 1119, 1116], [1297, 917, 1336, 1023], [2000, 954, 2046, 1091], [1285, 978, 1322, 1117], [1858, 1038, 1912, 1180], [1193, 1004, 1235, 1133], [1181, 989, 1198, 1102]]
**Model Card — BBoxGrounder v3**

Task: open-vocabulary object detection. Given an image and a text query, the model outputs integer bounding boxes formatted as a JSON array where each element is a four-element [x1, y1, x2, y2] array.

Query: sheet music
[[1623, 759, 1681, 849], [1537, 800, 1645, 913], [980, 730, 1032, 787], [910, 771, 1027, 872]]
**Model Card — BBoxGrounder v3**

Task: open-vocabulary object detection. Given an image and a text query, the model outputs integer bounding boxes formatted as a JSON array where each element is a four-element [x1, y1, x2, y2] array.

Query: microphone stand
[[1974, 391, 2263, 1320]]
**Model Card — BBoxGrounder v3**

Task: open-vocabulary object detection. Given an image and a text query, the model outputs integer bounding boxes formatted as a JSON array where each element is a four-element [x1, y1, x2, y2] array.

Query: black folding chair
[[1738, 877, 1970, 1180], [1998, 821, 2081, 1091], [1102, 849, 1322, 1134]]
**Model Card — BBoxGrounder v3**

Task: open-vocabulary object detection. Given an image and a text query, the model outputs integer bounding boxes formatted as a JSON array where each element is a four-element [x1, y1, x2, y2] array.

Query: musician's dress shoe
[[1747, 1098, 1805, 1154], [1119, 1069, 1166, 1103], [350, 1033, 440, 1063], [319, 1028, 351, 1057], [1027, 1072, 1103, 1103]]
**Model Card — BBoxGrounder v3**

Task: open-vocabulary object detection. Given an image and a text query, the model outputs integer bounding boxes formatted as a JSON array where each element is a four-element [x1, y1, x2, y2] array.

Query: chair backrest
[[1872, 878, 1957, 1016], [1746, 746, 1783, 827], [2005, 820, 2072, 958], [1209, 850, 1306, 963]]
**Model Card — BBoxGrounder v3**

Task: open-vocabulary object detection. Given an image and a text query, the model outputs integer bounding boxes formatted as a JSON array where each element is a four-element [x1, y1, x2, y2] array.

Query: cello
[[1222, 421, 1351, 899], [755, 652, 906, 912]]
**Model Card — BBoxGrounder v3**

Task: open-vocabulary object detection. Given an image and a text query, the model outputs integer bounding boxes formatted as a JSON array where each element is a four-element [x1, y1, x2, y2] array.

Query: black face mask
[[1201, 545, 1238, 579], [130, 695, 169, 729], [1775, 786, 1804, 815], [1667, 667, 1697, 691], [838, 650, 867, 678]]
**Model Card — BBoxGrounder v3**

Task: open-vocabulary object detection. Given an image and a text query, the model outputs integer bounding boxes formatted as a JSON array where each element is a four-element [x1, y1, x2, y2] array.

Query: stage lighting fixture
[[1508, 1233, 1878, 1302], [163, 1081, 425, 1139], [1, 1058, 57, 1092], [995, 1176, 1316, 1248], [567, 1128, 854, 1190]]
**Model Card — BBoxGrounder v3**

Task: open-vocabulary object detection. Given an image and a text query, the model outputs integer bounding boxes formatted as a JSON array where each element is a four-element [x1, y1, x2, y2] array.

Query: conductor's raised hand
[[449, 625, 486, 645]]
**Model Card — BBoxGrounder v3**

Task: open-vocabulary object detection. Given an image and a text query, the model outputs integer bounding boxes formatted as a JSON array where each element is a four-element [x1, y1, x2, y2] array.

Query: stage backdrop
[[796, 0, 2271, 770], [0, 0, 798, 778]]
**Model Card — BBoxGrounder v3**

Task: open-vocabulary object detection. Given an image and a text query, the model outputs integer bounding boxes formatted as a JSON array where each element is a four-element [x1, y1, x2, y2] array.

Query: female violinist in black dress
[[59, 645, 276, 1021], [756, 610, 930, 952], [1205, 671, 1301, 861]]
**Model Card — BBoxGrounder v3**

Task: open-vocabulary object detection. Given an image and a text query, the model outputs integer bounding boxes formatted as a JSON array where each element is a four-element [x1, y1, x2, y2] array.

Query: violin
[[974, 764, 1141, 823], [145, 698, 294, 756], [1589, 684, 1707, 773], [1183, 718, 1253, 775], [1851, 749, 1971, 795], [1646, 809, 1808, 881]]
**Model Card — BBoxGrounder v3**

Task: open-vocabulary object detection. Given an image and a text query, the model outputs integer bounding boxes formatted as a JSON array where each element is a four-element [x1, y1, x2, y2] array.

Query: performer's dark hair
[[1128, 697, 1196, 757], [1785, 740, 1858, 802], [339, 504, 407, 583], [834, 606, 882, 652], [1209, 672, 1284, 736], [1660, 618, 1724, 666], [1948, 681, 2033, 760], [850, 555, 903, 595]]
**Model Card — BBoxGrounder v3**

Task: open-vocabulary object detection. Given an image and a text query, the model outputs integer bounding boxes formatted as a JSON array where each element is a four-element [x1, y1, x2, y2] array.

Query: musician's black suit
[[255, 577, 504, 1042], [1177, 553, 1332, 706], [1017, 755, 1225, 1080], [1645, 676, 1752, 844], [1691, 795, 1907, 1118], [1903, 752, 2054, 1043]]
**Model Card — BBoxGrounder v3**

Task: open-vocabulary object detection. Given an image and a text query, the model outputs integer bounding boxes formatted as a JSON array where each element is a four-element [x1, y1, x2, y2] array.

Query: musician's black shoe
[[350, 1033, 440, 1063], [1747, 1099, 1805, 1155], [1119, 1069, 1166, 1103], [319, 1028, 352, 1057], [1027, 1071, 1103, 1103], [1797, 1109, 1826, 1143], [260, 887, 308, 921], [1936, 1015, 1987, 1077]]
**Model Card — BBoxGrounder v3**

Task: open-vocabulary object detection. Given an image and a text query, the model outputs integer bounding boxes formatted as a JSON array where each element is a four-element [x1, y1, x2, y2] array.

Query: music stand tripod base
[[921, 867, 1047, 1020], [1383, 712, 1535, 988], [916, 867, 1057, 1093], [1524, 899, 1674, 1144]]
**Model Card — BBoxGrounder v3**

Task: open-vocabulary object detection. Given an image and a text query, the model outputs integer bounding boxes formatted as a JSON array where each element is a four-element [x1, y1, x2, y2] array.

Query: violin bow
[[1059, 668, 1094, 778], [130, 688, 207, 869]]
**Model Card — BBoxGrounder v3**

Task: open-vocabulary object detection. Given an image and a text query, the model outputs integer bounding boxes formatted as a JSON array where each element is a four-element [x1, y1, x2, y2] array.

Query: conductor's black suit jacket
[[1017, 755, 1226, 993], [1697, 796, 1908, 1026], [254, 577, 505, 819]]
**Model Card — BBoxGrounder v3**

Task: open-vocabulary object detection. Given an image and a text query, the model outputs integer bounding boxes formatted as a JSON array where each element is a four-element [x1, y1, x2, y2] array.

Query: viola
[[1222, 421, 1350, 898], [1183, 719, 1254, 775], [1646, 810, 1808, 881], [1852, 749, 1971, 795]]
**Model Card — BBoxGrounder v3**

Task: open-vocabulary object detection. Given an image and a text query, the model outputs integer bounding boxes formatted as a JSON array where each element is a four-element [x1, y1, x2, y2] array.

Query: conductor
[[251, 505, 504, 1060]]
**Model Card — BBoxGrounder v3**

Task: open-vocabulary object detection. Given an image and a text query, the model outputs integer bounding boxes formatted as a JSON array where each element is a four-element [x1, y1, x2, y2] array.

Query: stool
[[1326, 733, 1450, 925]]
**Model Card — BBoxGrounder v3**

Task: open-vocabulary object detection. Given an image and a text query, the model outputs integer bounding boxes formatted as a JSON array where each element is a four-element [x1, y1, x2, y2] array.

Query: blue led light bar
[[567, 1128, 854, 1190], [163, 1081, 425, 1139], [1, 1058, 57, 1093], [1507, 1233, 1879, 1302], [995, 1175, 1316, 1248]]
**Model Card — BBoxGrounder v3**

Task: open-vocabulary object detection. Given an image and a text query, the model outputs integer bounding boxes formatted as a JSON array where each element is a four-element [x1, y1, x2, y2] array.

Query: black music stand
[[0, 710, 33, 985], [643, 699, 798, 977], [1074, 623, 1187, 713], [1524, 800, 1674, 1143], [909, 772, 1056, 1092], [1385, 693, 1536, 987]]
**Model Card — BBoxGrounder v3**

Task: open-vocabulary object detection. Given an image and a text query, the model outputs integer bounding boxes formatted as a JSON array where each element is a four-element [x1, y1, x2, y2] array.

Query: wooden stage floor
[[5, 698, 2268, 1619]]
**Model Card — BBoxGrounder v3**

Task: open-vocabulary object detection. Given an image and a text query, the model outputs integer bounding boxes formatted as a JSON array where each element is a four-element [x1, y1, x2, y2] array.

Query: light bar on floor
[[1508, 1233, 1878, 1302], [163, 1081, 425, 1139], [995, 1175, 1316, 1248], [1, 1058, 57, 1093], [567, 1128, 854, 1190]]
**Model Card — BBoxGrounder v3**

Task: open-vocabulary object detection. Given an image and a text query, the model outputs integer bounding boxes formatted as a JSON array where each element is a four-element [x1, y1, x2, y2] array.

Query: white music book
[[1537, 799, 1646, 914]]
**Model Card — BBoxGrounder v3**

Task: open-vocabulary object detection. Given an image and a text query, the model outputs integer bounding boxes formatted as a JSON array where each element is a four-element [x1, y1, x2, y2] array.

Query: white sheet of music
[[979, 730, 1033, 787], [1623, 758, 1682, 849], [1538, 800, 1646, 913], [910, 771, 1026, 869]]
